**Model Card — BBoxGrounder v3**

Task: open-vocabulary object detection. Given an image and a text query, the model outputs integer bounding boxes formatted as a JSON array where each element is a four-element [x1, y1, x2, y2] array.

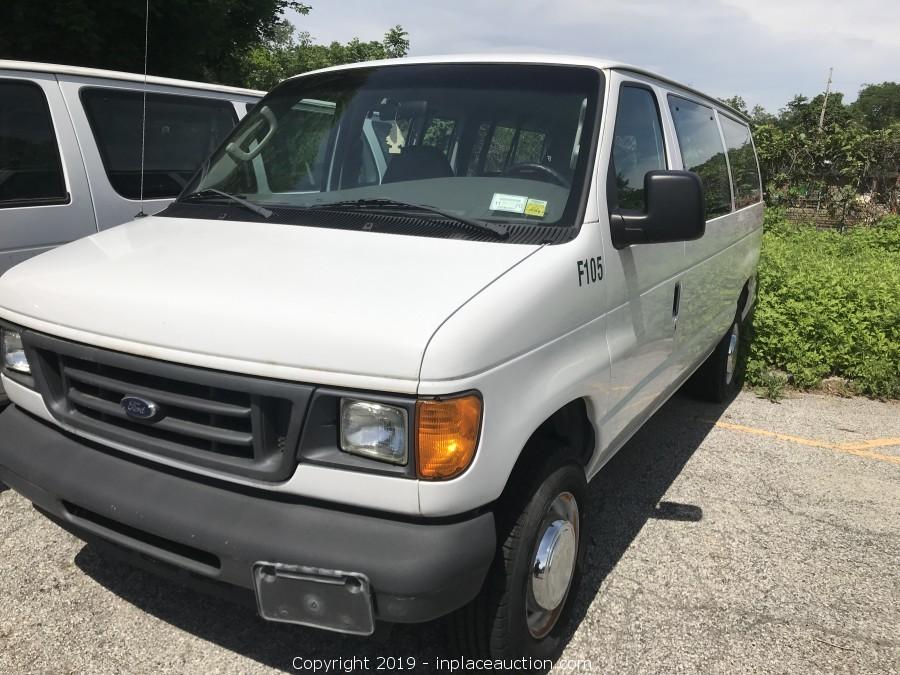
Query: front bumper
[[0, 406, 496, 625]]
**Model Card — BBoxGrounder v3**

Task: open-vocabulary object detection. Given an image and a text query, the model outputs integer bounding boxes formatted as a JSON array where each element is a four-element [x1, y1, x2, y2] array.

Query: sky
[[286, 0, 900, 113]]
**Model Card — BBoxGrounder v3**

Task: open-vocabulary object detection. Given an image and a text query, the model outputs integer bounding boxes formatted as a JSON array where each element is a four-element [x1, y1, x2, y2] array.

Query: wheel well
[[505, 399, 595, 490], [738, 279, 752, 318]]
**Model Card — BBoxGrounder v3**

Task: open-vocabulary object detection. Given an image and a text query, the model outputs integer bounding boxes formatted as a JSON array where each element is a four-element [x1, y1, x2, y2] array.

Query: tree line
[[721, 83, 900, 222], [1, 1, 408, 89]]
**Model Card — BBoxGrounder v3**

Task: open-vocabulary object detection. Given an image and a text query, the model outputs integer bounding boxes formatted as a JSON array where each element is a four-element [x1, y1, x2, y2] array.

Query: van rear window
[[719, 115, 762, 209], [80, 88, 237, 200], [667, 95, 732, 219], [0, 80, 68, 208]]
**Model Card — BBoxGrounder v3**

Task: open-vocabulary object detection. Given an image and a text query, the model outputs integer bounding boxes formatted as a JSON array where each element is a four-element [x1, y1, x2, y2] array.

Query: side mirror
[[610, 170, 706, 249]]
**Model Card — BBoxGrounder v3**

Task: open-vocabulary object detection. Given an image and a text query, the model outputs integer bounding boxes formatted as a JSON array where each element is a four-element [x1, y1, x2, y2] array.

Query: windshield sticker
[[524, 198, 548, 218], [490, 193, 528, 214]]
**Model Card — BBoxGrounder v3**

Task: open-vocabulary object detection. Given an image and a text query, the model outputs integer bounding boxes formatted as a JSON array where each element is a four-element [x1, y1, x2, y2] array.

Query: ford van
[[0, 55, 762, 658]]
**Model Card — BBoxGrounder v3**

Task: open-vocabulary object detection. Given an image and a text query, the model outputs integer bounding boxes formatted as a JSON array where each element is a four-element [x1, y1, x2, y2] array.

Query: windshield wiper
[[180, 188, 272, 219], [309, 198, 509, 240]]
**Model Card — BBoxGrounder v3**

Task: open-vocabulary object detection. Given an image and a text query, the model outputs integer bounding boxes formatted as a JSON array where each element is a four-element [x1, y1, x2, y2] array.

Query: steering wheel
[[502, 163, 571, 188]]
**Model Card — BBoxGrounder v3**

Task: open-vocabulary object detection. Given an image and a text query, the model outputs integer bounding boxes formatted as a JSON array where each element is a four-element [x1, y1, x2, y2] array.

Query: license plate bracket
[[252, 562, 375, 635]]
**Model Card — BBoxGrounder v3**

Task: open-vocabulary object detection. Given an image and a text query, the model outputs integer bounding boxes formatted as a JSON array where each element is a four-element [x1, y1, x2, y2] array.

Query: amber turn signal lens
[[416, 394, 482, 480]]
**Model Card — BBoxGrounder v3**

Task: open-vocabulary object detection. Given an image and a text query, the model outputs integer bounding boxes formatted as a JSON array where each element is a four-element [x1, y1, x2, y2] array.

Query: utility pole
[[815, 67, 834, 224], [818, 67, 833, 131]]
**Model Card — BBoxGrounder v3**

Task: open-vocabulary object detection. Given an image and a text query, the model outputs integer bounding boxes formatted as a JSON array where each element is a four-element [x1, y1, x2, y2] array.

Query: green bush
[[745, 213, 900, 398]]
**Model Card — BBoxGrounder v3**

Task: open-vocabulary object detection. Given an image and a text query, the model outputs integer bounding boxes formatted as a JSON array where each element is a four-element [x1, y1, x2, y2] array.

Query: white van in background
[[0, 55, 763, 658], [0, 61, 263, 275]]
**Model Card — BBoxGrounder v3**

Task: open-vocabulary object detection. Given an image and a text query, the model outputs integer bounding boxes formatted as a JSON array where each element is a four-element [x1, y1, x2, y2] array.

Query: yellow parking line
[[835, 445, 900, 465], [841, 438, 900, 450], [711, 420, 900, 466], [713, 421, 837, 450]]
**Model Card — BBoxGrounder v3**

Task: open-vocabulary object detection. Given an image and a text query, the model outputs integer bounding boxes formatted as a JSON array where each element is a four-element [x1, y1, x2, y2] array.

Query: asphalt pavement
[[1, 390, 898, 674]]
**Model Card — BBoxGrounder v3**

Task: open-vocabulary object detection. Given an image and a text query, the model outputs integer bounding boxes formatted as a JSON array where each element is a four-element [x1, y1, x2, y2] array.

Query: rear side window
[[483, 124, 517, 173], [467, 122, 550, 176], [0, 80, 68, 208], [421, 117, 458, 156], [719, 115, 761, 208], [81, 88, 237, 200], [512, 129, 547, 165], [667, 95, 732, 218], [612, 85, 667, 210]]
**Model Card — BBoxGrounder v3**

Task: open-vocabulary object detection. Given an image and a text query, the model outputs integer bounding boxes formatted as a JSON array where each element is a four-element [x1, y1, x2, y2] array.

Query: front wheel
[[450, 453, 587, 659]]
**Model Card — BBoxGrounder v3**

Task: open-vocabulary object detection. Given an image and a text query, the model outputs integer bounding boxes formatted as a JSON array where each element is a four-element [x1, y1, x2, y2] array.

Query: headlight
[[1, 328, 30, 375], [340, 399, 408, 465]]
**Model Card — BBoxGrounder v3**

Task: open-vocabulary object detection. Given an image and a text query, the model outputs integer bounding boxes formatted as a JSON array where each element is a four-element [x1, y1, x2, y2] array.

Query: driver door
[[601, 76, 685, 447]]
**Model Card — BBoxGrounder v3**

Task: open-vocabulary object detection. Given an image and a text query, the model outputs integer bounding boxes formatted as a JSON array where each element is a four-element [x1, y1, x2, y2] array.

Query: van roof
[[287, 53, 749, 122], [0, 60, 265, 98]]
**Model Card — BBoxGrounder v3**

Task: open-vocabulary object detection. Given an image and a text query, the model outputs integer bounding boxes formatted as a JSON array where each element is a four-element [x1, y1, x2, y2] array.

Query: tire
[[690, 311, 742, 403], [449, 451, 587, 659]]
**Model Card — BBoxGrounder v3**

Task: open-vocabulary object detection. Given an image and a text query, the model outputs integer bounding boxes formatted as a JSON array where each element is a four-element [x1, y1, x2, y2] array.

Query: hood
[[0, 216, 540, 388]]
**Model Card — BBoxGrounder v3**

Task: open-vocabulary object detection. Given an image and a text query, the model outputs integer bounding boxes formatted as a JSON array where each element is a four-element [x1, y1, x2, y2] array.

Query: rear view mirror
[[396, 100, 428, 117], [610, 170, 705, 249]]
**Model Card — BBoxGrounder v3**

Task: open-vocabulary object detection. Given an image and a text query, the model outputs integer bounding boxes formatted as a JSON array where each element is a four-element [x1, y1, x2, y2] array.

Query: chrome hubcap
[[527, 492, 579, 639], [725, 322, 739, 385]]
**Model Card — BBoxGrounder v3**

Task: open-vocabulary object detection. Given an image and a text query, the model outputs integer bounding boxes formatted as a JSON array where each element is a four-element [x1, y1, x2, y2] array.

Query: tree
[[241, 23, 410, 90], [0, 1, 310, 86], [382, 26, 410, 58], [724, 87, 899, 218], [853, 82, 900, 130], [775, 93, 850, 132], [240, 19, 301, 90], [749, 105, 776, 127], [720, 96, 774, 126], [719, 96, 749, 116]]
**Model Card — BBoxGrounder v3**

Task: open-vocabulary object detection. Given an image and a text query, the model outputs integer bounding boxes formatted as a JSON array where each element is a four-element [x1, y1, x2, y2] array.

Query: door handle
[[672, 282, 681, 324]]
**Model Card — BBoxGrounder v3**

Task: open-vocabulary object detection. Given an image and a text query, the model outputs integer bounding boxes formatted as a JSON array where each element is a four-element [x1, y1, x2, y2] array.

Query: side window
[[80, 88, 238, 200], [612, 85, 666, 210], [667, 95, 732, 218], [468, 123, 548, 175], [483, 124, 516, 173], [512, 129, 547, 165], [0, 80, 68, 208], [421, 117, 457, 156], [260, 101, 336, 192], [719, 115, 761, 208]]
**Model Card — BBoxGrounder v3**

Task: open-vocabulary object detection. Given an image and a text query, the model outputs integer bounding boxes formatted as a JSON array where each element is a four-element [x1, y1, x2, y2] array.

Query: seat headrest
[[382, 145, 453, 184]]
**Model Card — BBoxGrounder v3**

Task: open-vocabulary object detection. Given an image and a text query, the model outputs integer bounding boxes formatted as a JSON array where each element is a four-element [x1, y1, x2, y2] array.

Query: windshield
[[177, 64, 602, 238]]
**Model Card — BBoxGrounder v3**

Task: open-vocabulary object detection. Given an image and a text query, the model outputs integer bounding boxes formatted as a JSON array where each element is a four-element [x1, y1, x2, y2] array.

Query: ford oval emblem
[[120, 395, 160, 421]]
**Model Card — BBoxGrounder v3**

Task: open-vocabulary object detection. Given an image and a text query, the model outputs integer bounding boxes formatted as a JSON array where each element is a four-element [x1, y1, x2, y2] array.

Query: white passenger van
[[0, 56, 762, 658], [0, 61, 262, 276]]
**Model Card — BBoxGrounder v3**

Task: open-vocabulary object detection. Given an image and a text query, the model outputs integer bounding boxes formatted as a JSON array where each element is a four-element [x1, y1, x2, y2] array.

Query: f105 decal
[[577, 256, 603, 287]]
